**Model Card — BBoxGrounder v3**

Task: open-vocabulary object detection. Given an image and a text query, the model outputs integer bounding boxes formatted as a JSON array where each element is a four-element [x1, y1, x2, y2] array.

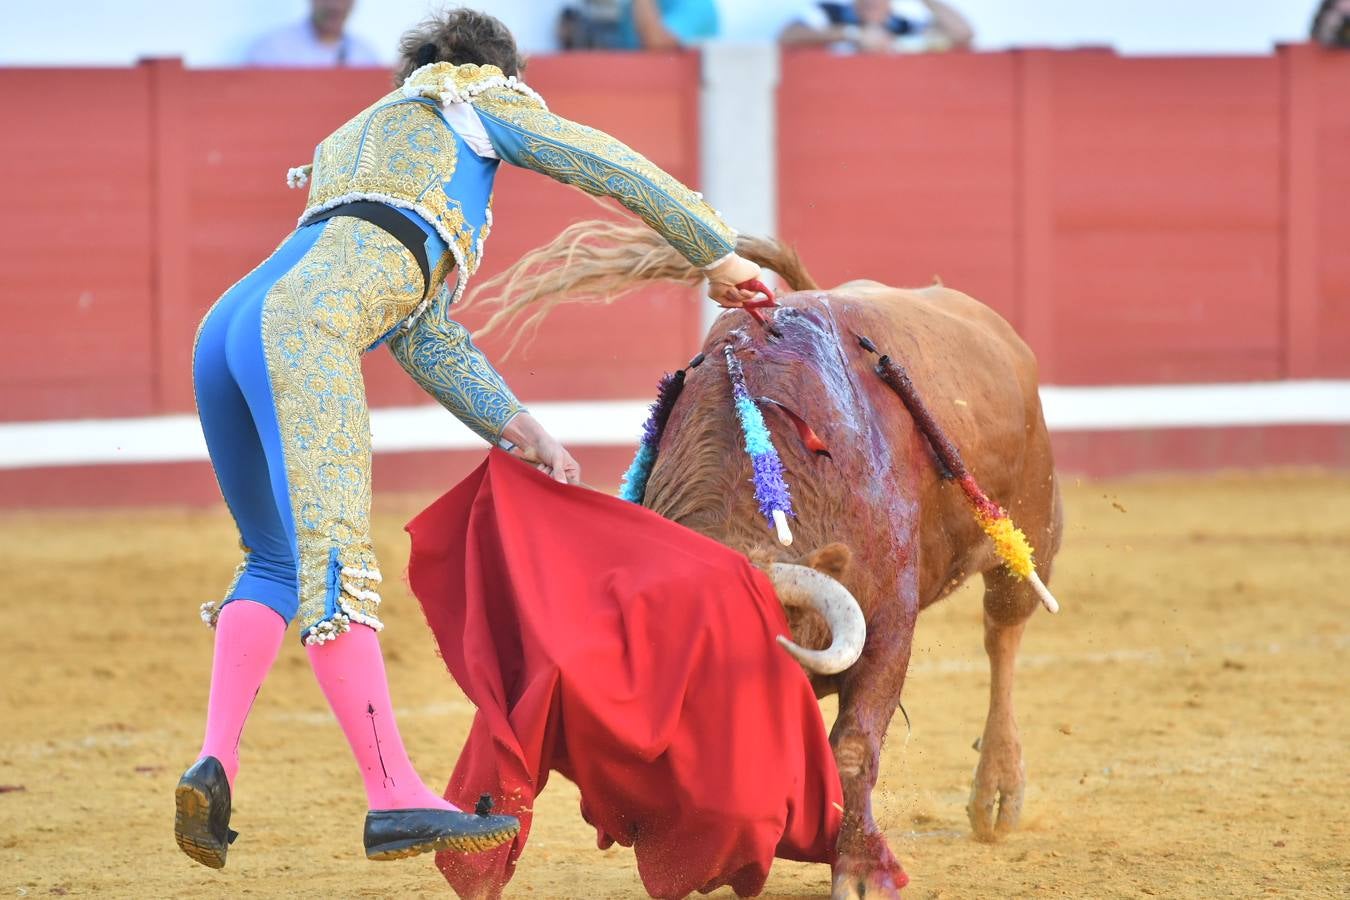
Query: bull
[[471, 221, 1064, 899]]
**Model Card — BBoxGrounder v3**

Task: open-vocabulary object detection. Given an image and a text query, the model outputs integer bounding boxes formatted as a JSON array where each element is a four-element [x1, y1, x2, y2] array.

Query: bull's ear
[[802, 542, 851, 580]]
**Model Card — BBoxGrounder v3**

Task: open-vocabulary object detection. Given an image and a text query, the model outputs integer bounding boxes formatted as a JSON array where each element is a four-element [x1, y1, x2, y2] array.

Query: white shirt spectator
[[244, 19, 382, 67], [791, 1, 939, 52]]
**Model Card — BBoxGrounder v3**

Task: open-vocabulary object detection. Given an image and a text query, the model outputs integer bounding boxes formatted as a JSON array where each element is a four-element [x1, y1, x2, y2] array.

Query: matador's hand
[[501, 413, 582, 485], [705, 253, 764, 308], [518, 438, 581, 486]]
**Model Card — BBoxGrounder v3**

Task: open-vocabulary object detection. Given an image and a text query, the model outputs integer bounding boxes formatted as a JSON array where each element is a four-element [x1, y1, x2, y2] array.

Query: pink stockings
[[306, 620, 454, 811], [198, 600, 284, 788], [198, 599, 453, 811]]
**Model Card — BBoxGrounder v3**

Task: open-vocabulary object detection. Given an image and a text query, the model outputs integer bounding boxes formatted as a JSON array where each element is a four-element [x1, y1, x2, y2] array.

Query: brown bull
[[471, 222, 1064, 899]]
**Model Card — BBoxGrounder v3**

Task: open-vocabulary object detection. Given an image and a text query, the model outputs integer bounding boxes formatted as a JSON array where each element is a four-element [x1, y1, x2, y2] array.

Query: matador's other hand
[[705, 253, 763, 308]]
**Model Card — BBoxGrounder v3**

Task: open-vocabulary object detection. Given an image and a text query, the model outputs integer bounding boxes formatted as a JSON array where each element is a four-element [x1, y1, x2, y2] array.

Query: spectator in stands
[[1311, 0, 1350, 47], [559, 0, 718, 50], [244, 0, 381, 67], [780, 0, 973, 53]]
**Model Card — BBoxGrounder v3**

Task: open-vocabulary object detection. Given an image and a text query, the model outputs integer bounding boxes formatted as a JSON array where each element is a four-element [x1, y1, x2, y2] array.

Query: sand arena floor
[[1, 472, 1347, 898]]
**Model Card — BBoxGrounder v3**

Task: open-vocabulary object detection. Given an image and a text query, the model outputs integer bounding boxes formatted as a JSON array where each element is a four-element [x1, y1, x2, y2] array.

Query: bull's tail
[[738, 233, 818, 292], [460, 218, 818, 351]]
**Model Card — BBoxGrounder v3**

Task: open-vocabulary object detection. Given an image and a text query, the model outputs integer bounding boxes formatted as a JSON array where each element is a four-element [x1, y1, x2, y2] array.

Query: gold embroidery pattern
[[471, 88, 737, 268], [300, 78, 487, 276], [387, 283, 525, 444], [259, 219, 426, 638]]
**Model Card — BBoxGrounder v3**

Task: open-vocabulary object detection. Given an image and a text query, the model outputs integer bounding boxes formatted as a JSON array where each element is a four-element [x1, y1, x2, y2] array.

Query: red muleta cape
[[405, 451, 842, 898]]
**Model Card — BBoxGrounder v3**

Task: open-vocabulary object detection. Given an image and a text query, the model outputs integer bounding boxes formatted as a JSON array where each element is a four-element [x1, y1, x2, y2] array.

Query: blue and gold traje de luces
[[294, 62, 736, 325], [195, 63, 739, 644]]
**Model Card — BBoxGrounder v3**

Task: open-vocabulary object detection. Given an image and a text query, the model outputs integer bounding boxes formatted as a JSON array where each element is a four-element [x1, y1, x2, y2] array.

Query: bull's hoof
[[832, 867, 907, 899], [967, 744, 1026, 842], [831, 849, 908, 900]]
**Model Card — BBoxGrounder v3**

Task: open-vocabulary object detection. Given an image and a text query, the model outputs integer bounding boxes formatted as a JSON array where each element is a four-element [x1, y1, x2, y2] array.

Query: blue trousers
[[193, 212, 445, 643]]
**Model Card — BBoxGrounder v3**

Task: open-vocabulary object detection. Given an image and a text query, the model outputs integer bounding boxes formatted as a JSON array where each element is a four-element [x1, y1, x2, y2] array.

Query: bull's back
[[813, 282, 1041, 449], [828, 281, 1035, 388], [818, 283, 1055, 596], [811, 282, 1051, 539]]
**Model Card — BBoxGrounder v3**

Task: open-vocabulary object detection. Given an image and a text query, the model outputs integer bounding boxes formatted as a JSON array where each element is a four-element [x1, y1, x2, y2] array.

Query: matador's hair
[[394, 7, 525, 85]]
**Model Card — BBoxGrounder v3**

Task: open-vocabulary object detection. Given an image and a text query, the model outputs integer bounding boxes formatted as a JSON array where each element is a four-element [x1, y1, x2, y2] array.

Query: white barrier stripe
[[0, 381, 1347, 471], [0, 401, 652, 470], [1038, 380, 1350, 431]]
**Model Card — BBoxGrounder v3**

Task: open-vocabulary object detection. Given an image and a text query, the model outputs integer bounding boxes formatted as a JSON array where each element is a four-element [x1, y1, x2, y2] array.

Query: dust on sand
[[2, 473, 1347, 898]]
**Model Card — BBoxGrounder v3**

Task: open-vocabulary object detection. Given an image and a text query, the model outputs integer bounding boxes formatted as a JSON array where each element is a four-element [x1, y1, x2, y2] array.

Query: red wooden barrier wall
[[0, 47, 1346, 421], [0, 54, 705, 423], [778, 45, 1350, 385], [2, 68, 157, 420], [1, 48, 1348, 504], [1306, 47, 1350, 377], [779, 52, 1021, 323]]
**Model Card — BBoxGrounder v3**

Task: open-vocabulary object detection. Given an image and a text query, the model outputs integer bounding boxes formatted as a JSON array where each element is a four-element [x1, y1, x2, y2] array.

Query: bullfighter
[[176, 7, 763, 870]]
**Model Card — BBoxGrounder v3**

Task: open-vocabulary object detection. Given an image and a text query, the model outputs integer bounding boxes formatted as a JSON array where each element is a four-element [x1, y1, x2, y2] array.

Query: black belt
[[307, 201, 432, 298]]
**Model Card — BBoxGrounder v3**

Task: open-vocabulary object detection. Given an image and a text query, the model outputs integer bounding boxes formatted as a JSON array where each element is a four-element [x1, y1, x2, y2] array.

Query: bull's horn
[[767, 563, 866, 675]]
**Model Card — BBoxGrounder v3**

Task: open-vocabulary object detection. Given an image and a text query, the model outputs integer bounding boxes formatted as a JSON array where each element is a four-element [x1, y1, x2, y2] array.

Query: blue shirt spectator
[[619, 0, 719, 48], [560, 0, 718, 50]]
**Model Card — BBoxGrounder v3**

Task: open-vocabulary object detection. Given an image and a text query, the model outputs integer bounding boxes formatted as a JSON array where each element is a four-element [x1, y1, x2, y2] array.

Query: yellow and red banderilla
[[857, 335, 1060, 614]]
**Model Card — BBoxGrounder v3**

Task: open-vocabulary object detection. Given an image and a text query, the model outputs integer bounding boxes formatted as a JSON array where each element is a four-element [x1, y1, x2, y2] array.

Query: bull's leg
[[829, 600, 917, 900], [966, 566, 1038, 841], [967, 481, 1061, 841]]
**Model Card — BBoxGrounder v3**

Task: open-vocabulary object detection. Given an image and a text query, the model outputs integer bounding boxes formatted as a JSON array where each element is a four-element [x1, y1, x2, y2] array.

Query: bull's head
[[644, 303, 886, 678]]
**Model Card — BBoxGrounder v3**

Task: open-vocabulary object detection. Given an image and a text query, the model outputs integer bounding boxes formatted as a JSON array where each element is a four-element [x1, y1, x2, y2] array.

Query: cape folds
[[405, 451, 842, 898]]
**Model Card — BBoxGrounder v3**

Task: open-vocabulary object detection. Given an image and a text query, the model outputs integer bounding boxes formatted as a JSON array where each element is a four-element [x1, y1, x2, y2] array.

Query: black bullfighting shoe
[[363, 807, 520, 861], [173, 756, 239, 869]]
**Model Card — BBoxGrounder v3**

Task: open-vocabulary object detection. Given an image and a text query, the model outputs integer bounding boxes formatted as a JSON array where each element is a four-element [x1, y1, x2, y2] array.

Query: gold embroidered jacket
[[289, 62, 737, 443]]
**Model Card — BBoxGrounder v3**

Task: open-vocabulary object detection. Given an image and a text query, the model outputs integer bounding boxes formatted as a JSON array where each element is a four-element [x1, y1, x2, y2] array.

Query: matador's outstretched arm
[[472, 87, 738, 269]]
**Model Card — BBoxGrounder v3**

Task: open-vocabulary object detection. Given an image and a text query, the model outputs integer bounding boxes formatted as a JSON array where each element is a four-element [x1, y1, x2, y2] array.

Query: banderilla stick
[[856, 334, 1059, 614]]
